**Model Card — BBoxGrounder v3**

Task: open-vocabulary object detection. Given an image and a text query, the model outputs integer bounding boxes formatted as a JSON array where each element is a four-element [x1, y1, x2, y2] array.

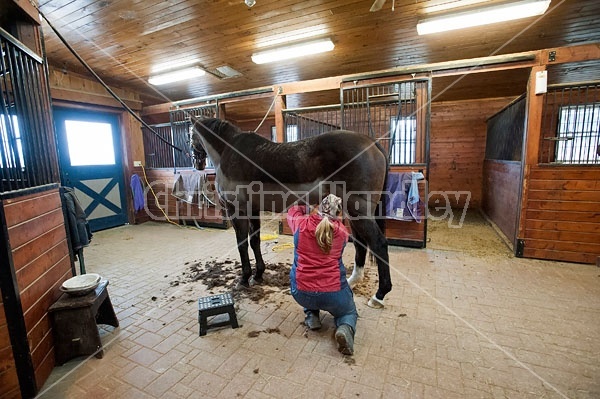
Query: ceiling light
[[148, 67, 205, 85], [251, 38, 335, 64], [416, 0, 551, 35]]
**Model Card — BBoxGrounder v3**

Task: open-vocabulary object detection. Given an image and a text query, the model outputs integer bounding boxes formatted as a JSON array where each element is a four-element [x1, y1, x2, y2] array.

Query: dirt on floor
[[171, 258, 291, 303]]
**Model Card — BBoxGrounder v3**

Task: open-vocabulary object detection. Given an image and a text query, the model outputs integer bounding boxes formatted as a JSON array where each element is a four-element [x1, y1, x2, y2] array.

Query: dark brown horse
[[190, 118, 391, 307]]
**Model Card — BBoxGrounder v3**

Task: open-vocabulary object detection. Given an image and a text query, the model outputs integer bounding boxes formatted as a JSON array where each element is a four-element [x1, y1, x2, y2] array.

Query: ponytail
[[315, 217, 334, 253]]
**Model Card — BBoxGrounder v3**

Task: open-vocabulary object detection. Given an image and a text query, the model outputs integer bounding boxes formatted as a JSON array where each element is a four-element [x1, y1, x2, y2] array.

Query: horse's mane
[[202, 118, 242, 137]]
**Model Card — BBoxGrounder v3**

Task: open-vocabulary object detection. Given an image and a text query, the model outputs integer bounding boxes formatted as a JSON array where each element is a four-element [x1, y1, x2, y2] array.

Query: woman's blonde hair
[[315, 217, 334, 254]]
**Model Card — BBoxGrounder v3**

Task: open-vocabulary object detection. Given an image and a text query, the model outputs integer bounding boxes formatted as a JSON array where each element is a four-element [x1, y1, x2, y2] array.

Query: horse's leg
[[371, 228, 392, 307], [248, 215, 266, 284], [347, 225, 367, 288], [230, 216, 253, 287], [351, 218, 392, 308]]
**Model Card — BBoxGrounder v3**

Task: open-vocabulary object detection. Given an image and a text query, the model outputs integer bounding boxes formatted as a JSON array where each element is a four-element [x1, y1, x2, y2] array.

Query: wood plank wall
[[482, 160, 522, 246], [521, 166, 600, 264], [2, 188, 72, 391], [0, 296, 20, 398], [48, 66, 143, 112], [429, 97, 514, 209]]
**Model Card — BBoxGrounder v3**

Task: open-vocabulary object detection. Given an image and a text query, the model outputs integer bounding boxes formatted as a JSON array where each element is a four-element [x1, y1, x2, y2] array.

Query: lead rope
[[254, 87, 281, 133]]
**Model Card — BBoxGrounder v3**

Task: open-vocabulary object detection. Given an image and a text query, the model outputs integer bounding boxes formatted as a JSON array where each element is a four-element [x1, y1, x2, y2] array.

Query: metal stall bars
[[0, 27, 59, 193], [141, 103, 218, 171], [486, 95, 526, 162], [141, 123, 176, 169], [540, 82, 600, 165], [282, 104, 342, 142], [340, 79, 430, 167]]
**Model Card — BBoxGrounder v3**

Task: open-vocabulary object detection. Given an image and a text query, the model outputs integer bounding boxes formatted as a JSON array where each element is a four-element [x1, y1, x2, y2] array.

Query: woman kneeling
[[287, 194, 358, 355]]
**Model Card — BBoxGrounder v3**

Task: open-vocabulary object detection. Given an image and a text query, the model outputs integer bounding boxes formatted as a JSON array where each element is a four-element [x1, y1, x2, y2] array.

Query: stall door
[[54, 108, 128, 231], [340, 79, 430, 248]]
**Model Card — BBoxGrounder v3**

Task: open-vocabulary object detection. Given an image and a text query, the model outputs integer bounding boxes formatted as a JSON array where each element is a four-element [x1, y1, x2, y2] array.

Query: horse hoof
[[249, 275, 263, 286], [248, 276, 262, 286], [367, 295, 385, 309], [236, 280, 251, 290]]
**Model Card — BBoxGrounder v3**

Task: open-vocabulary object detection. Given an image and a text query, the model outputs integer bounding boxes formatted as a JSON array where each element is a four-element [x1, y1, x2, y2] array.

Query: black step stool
[[198, 292, 239, 336]]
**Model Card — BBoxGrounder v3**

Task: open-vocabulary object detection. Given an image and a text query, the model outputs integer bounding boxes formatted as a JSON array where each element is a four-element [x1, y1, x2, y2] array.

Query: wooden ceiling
[[37, 0, 600, 116]]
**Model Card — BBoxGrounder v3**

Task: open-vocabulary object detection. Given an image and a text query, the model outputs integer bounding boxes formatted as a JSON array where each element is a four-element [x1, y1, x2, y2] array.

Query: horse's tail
[[374, 141, 389, 235]]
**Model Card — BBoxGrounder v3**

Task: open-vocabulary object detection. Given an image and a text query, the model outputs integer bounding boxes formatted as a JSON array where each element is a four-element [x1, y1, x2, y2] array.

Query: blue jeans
[[291, 285, 358, 332]]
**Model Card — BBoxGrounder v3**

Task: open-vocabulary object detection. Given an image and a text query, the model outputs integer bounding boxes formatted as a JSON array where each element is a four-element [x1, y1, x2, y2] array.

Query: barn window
[[555, 103, 600, 164], [0, 114, 24, 169], [285, 124, 298, 142], [541, 83, 600, 165], [64, 120, 116, 166], [389, 116, 417, 165]]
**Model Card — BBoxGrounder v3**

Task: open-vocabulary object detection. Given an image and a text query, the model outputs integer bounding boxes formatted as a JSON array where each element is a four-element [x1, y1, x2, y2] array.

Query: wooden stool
[[198, 292, 239, 336], [49, 279, 119, 365]]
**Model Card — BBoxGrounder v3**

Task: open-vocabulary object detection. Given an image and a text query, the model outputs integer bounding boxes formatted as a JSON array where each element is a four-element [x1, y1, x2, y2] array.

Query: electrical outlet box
[[535, 70, 547, 95], [133, 161, 142, 167]]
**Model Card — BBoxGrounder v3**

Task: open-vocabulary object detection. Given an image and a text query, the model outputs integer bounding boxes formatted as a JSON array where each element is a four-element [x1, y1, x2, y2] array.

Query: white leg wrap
[[347, 266, 364, 288], [367, 295, 385, 309]]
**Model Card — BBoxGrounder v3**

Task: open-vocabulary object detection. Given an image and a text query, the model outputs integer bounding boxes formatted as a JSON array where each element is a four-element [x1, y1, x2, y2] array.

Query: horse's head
[[189, 121, 207, 170], [189, 118, 241, 170]]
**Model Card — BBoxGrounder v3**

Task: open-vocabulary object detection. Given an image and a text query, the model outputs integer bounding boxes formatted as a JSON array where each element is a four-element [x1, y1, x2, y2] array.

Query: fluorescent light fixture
[[148, 66, 205, 85], [251, 38, 334, 64], [417, 0, 551, 35]]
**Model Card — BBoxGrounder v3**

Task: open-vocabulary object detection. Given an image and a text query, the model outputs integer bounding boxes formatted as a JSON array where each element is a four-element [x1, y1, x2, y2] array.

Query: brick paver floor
[[38, 214, 600, 398]]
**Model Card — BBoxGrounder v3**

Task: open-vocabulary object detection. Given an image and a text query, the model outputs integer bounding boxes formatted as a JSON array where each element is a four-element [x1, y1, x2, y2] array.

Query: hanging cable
[[37, 8, 183, 153]]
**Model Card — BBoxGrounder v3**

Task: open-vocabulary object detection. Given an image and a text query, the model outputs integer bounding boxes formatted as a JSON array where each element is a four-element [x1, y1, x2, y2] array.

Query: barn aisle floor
[[38, 213, 600, 399]]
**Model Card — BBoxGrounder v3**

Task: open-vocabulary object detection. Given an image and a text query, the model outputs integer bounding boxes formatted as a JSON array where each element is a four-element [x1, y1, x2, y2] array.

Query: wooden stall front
[[0, 294, 19, 398], [0, 187, 73, 398], [520, 166, 600, 264], [480, 69, 600, 265], [0, 6, 79, 397]]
